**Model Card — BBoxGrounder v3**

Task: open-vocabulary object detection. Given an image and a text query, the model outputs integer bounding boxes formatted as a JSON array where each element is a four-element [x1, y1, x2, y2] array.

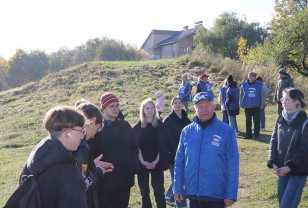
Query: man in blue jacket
[[174, 92, 239, 208], [240, 72, 265, 140]]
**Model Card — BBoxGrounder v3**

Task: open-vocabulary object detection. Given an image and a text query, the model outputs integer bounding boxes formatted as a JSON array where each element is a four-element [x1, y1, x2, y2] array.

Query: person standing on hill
[[196, 73, 213, 98], [174, 92, 239, 208], [240, 72, 265, 140], [273, 68, 294, 115], [226, 75, 240, 134], [178, 74, 192, 114], [155, 91, 165, 119], [256, 76, 268, 131], [164, 96, 191, 207], [133, 98, 174, 208], [88, 93, 139, 208], [18, 106, 87, 208], [267, 88, 308, 208], [74, 99, 114, 208], [218, 79, 229, 124]]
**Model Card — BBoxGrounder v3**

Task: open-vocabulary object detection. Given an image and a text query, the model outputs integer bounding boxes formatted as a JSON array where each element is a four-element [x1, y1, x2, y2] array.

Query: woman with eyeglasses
[[133, 98, 174, 208], [73, 99, 114, 208], [267, 88, 308, 208], [18, 106, 88, 208]]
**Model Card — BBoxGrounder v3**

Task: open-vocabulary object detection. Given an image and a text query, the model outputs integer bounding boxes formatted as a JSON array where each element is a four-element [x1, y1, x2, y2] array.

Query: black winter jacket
[[20, 135, 87, 208], [164, 110, 191, 160], [133, 119, 175, 171], [267, 111, 308, 176], [88, 118, 139, 192], [73, 139, 104, 208]]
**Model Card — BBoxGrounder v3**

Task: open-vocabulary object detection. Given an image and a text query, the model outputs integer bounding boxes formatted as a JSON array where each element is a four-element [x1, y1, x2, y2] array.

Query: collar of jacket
[[277, 110, 307, 129], [193, 113, 216, 129], [169, 109, 188, 120]]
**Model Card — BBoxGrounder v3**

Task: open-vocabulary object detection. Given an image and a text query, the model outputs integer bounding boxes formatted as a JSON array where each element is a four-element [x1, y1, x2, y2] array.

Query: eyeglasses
[[63, 127, 86, 137], [107, 104, 120, 110]]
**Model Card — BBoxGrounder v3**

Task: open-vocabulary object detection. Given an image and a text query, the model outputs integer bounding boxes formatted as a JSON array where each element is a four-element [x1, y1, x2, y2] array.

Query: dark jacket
[[164, 110, 191, 160], [226, 81, 240, 116], [20, 135, 87, 208], [88, 118, 139, 192], [73, 139, 104, 208], [133, 119, 175, 170], [274, 74, 294, 101], [267, 111, 308, 176]]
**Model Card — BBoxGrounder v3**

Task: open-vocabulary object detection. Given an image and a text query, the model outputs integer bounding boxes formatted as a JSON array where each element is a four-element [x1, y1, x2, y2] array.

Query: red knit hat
[[100, 93, 119, 111], [200, 73, 209, 78]]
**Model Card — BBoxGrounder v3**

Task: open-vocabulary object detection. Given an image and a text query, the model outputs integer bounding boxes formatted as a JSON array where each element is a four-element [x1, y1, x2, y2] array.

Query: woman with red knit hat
[[196, 73, 214, 98], [88, 92, 139, 208]]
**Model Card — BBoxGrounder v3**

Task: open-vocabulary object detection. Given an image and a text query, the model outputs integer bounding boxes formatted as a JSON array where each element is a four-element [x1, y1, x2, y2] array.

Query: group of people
[[7, 67, 307, 208]]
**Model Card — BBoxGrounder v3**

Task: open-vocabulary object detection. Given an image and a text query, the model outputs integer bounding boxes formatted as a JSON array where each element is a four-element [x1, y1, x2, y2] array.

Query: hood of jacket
[[26, 135, 76, 175]]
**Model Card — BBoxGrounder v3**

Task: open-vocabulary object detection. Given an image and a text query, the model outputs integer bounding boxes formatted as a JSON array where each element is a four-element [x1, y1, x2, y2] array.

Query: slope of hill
[[0, 59, 307, 207]]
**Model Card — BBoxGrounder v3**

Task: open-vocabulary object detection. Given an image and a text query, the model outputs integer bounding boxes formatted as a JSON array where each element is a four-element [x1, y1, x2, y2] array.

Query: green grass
[[0, 59, 307, 207]]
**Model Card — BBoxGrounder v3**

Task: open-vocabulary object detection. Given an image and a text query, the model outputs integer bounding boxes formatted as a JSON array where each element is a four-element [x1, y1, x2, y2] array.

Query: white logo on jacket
[[212, 135, 221, 146]]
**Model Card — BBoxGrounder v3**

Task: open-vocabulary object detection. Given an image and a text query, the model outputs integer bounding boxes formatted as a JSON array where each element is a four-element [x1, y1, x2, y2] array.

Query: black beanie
[[227, 75, 233, 83]]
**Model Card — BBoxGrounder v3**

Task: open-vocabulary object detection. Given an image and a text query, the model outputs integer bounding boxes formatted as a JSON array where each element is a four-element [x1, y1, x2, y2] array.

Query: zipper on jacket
[[197, 126, 205, 198]]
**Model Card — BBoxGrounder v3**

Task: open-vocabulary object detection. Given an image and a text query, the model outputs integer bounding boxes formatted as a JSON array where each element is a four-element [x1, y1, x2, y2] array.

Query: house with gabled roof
[[141, 22, 203, 60]]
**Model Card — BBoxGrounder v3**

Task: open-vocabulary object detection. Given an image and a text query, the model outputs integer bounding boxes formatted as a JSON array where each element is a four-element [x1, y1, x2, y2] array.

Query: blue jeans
[[277, 175, 307, 208], [229, 115, 239, 133], [166, 165, 187, 207], [222, 110, 229, 124], [260, 108, 265, 128]]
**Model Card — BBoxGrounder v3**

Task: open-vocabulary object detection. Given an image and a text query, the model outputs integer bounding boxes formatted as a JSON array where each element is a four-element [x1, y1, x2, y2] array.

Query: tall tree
[[194, 12, 267, 59], [0, 57, 9, 91]]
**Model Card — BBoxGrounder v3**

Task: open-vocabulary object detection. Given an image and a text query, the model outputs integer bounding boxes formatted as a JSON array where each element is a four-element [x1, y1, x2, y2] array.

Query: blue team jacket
[[174, 115, 239, 201]]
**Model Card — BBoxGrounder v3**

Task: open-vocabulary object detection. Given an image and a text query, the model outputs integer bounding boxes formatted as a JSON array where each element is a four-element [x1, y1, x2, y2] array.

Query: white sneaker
[[260, 128, 265, 132]]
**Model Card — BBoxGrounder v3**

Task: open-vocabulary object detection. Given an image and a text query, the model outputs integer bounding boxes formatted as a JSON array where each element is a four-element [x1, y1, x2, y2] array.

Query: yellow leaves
[[237, 37, 249, 64]]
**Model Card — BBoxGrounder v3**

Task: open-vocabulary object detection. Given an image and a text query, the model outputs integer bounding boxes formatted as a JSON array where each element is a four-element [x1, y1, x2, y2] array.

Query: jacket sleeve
[[174, 131, 186, 195], [226, 92, 233, 107], [267, 121, 279, 168], [260, 86, 265, 107], [225, 130, 239, 201], [239, 85, 244, 106], [285, 121, 308, 170], [196, 84, 201, 94], [86, 158, 104, 194]]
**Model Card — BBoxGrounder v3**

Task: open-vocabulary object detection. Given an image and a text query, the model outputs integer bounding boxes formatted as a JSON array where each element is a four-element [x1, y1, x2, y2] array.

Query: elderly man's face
[[248, 75, 256, 83], [194, 99, 216, 122], [279, 73, 286, 79]]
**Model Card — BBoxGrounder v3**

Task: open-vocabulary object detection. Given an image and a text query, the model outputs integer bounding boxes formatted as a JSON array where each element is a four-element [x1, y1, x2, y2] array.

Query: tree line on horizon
[[0, 0, 307, 91]]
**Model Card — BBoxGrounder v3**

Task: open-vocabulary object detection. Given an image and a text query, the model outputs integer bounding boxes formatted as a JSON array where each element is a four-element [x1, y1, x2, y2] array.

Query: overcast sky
[[0, 0, 275, 59]]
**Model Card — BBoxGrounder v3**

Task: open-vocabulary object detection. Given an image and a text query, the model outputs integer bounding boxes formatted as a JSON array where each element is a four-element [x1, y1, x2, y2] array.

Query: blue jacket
[[174, 114, 239, 201], [197, 81, 213, 98], [226, 82, 239, 112], [240, 80, 264, 107], [178, 81, 192, 101]]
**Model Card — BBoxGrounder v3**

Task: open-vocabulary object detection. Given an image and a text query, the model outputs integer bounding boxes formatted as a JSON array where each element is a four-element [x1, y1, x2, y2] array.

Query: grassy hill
[[0, 58, 307, 207]]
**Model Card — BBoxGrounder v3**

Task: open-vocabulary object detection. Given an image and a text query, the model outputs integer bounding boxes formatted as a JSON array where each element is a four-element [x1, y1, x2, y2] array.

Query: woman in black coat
[[163, 96, 191, 207], [267, 88, 308, 208], [133, 98, 173, 208]]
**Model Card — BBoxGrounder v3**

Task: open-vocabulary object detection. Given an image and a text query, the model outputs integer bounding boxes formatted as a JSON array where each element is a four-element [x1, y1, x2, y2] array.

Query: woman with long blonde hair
[[133, 98, 174, 208]]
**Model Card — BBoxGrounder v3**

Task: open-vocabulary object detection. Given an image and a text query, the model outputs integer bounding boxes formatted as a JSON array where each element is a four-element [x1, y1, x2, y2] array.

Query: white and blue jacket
[[174, 114, 239, 201]]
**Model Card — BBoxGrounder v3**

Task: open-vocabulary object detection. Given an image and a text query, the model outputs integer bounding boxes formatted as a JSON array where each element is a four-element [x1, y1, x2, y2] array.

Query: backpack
[[4, 163, 64, 208]]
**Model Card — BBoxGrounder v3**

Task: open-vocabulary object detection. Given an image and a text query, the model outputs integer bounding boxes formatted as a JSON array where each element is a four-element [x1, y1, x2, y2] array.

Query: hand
[[224, 199, 235, 207], [174, 194, 183, 203], [141, 161, 154, 169], [276, 166, 291, 176], [94, 154, 114, 174], [260, 106, 264, 110]]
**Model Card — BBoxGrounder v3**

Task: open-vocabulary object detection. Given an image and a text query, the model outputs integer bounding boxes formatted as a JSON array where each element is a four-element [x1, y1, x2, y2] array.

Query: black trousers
[[98, 188, 130, 208], [245, 107, 260, 138], [189, 199, 225, 208], [137, 165, 166, 208]]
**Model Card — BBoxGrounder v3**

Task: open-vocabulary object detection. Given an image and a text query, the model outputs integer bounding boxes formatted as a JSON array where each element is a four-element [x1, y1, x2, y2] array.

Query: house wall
[[160, 45, 174, 58], [142, 32, 178, 60], [175, 36, 195, 56]]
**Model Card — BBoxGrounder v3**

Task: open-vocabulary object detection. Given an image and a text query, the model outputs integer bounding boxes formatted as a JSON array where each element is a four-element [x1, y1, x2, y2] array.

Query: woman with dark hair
[[164, 96, 191, 207], [133, 98, 173, 208], [267, 88, 308, 208], [18, 106, 87, 208], [226, 75, 240, 134]]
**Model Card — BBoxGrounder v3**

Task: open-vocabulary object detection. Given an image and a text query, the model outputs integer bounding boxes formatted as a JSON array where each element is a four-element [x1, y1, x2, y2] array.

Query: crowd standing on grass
[[6, 68, 307, 208]]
